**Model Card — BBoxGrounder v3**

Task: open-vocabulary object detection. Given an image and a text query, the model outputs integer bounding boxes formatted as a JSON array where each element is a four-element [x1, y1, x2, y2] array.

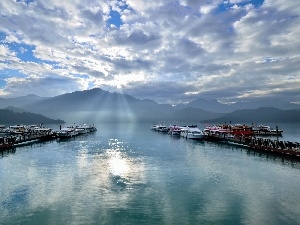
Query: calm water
[[1, 123, 300, 225]]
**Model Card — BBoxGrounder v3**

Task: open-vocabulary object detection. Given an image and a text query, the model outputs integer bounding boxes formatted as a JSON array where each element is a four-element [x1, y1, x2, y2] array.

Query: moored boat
[[252, 124, 283, 136], [151, 124, 159, 130], [56, 127, 78, 138], [168, 125, 182, 136], [157, 125, 168, 132], [182, 127, 205, 140]]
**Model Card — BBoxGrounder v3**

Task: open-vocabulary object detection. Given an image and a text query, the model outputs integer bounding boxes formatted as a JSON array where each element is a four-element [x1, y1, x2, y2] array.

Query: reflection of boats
[[252, 124, 283, 136]]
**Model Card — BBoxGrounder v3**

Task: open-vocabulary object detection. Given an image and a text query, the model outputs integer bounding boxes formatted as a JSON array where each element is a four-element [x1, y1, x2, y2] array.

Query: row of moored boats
[[151, 124, 205, 140], [0, 124, 97, 139], [151, 123, 284, 140]]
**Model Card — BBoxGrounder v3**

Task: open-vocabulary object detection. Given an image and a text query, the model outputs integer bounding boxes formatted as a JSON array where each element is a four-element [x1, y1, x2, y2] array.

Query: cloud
[[3, 74, 87, 97], [0, 0, 299, 104]]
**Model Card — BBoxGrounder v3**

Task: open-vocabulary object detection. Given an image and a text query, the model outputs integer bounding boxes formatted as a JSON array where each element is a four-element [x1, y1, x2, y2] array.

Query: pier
[[152, 123, 300, 159], [0, 130, 56, 151], [0, 124, 97, 152], [204, 133, 300, 158]]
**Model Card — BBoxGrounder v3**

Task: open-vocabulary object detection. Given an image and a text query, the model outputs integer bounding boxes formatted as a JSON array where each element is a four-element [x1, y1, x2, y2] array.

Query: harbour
[[2, 122, 299, 159], [152, 123, 300, 159]]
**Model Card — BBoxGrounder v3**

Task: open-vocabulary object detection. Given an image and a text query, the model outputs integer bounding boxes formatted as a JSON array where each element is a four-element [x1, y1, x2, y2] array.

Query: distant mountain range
[[0, 88, 300, 123], [202, 107, 300, 124], [174, 98, 300, 113], [0, 108, 64, 125], [0, 94, 48, 108]]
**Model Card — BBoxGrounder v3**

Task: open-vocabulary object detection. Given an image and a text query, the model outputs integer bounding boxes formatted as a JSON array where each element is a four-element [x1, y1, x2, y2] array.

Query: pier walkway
[[204, 133, 300, 158], [0, 130, 56, 151]]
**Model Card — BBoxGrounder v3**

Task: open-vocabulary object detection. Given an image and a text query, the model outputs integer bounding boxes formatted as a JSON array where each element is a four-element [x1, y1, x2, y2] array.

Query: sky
[[0, 0, 299, 105]]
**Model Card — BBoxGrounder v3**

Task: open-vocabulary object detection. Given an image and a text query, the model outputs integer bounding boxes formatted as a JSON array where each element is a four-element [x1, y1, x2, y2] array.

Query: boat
[[6, 125, 27, 134], [204, 124, 253, 136], [157, 125, 168, 132], [56, 127, 78, 138], [78, 124, 97, 132], [182, 127, 205, 140], [204, 125, 231, 134], [0, 125, 6, 133], [252, 124, 283, 136], [168, 125, 182, 136], [151, 124, 159, 130]]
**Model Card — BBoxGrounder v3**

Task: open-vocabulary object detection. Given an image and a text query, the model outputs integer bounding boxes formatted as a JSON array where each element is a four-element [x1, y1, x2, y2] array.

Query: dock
[[152, 123, 300, 159], [204, 133, 300, 158], [0, 124, 97, 152]]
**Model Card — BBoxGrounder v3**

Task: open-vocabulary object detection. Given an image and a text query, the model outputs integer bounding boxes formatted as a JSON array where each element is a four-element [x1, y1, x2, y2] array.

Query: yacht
[[56, 127, 78, 138], [183, 127, 205, 140], [168, 125, 182, 136]]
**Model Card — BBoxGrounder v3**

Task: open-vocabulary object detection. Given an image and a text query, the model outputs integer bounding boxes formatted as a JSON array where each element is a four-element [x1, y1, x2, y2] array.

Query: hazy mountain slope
[[184, 99, 232, 113], [175, 98, 300, 113], [4, 106, 27, 113], [0, 109, 64, 125], [7, 89, 300, 123], [22, 88, 175, 123], [202, 107, 300, 123], [0, 94, 48, 108], [232, 99, 300, 111], [21, 88, 223, 123], [172, 107, 224, 122]]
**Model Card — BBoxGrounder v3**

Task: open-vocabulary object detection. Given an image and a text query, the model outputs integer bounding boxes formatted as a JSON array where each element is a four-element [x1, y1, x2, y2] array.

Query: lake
[[1, 122, 300, 225]]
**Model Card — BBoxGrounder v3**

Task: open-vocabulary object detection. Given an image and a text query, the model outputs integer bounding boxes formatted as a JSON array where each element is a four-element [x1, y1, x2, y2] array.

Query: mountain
[[3, 88, 299, 123], [4, 106, 27, 113], [20, 88, 172, 122], [175, 99, 231, 113], [202, 107, 300, 123], [0, 109, 65, 125], [172, 107, 224, 122], [20, 88, 221, 123], [175, 98, 300, 113], [230, 99, 300, 111], [0, 94, 49, 108]]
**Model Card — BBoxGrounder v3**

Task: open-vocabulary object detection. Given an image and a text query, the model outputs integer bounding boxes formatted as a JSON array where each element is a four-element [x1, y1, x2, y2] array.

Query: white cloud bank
[[0, 0, 299, 104]]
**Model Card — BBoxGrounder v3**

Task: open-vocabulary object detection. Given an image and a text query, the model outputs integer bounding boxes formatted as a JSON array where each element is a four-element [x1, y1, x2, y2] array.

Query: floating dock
[[204, 133, 300, 158], [0, 124, 96, 152]]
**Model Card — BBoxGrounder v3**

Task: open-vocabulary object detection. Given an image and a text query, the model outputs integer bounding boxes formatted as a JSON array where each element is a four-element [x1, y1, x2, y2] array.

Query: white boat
[[151, 124, 159, 130], [56, 127, 78, 138], [62, 124, 97, 136], [7, 125, 27, 134], [252, 124, 283, 135], [75, 127, 88, 134], [0, 125, 7, 133], [183, 127, 205, 140], [168, 125, 181, 136], [157, 125, 168, 132], [180, 126, 189, 137]]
